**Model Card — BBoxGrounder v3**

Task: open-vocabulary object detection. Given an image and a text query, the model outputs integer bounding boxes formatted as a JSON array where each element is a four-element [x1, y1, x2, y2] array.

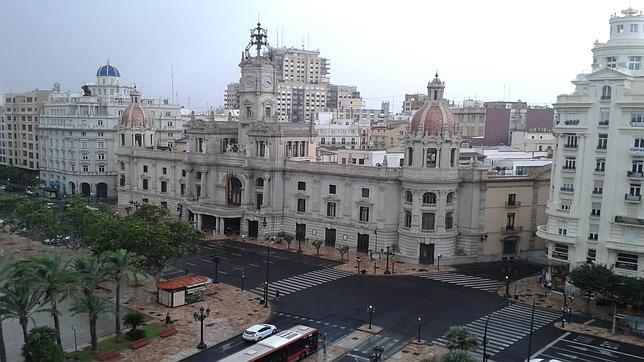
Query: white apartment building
[[39, 63, 183, 198], [0, 90, 50, 170], [537, 8, 644, 280]]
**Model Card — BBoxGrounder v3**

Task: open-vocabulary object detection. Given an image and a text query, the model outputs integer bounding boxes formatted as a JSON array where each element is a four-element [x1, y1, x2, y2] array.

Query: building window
[[327, 202, 336, 217], [362, 188, 369, 198], [162, 167, 167, 175], [631, 24, 639, 32], [616, 253, 638, 271], [591, 203, 601, 217], [601, 86, 612, 100], [82, 165, 88, 172], [182, 169, 186, 177], [563, 157, 576, 170], [256, 193, 263, 210], [297, 181, 306, 191], [180, 183, 186, 195], [617, 24, 624, 33], [120, 162, 125, 171], [143, 165, 148, 173], [321, 138, 325, 145], [445, 212, 453, 230], [421, 213, 435, 230], [597, 134, 608, 149], [256, 178, 264, 188], [161, 181, 167, 193], [142, 179, 148, 190], [359, 206, 369, 222], [405, 190, 413, 203], [553, 243, 569, 260], [331, 138, 336, 144], [446, 192, 454, 204], [425, 148, 437, 167], [98, 165, 105, 173], [506, 213, 515, 230], [595, 159, 605, 172], [423, 192, 437, 205], [407, 147, 413, 166], [630, 56, 641, 70], [119, 175, 125, 187], [629, 183, 641, 196], [507, 193, 517, 206], [587, 249, 597, 263], [297, 198, 306, 213], [329, 184, 336, 194], [503, 239, 517, 255], [404, 210, 412, 228]]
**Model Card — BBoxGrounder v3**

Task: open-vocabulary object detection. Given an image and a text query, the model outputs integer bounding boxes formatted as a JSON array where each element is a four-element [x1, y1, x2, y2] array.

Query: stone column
[[196, 213, 203, 231]]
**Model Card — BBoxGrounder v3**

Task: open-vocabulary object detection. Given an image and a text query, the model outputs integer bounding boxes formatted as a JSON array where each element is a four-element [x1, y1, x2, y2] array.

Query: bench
[[129, 338, 150, 350], [160, 326, 178, 338], [96, 350, 120, 361]]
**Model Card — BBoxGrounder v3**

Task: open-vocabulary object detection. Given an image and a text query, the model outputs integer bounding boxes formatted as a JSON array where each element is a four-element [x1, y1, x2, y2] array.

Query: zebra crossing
[[417, 272, 505, 292], [250, 267, 353, 298], [433, 302, 560, 358]]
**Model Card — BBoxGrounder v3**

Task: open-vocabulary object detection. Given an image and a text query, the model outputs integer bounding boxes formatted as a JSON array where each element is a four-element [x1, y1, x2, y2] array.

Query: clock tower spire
[[238, 23, 277, 124]]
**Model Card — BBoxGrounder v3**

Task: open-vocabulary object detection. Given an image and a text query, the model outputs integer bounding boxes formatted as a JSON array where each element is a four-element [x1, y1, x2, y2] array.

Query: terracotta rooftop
[[156, 275, 211, 291]]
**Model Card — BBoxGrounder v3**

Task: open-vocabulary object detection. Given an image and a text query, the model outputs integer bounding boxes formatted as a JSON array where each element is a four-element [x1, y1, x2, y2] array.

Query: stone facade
[[117, 24, 548, 265]]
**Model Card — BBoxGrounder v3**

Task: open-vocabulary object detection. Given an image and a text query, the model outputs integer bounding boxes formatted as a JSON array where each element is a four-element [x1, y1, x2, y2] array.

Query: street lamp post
[[527, 301, 536, 361], [504, 275, 511, 298], [482, 315, 491, 362], [241, 270, 245, 291], [384, 246, 391, 274], [356, 257, 361, 275], [417, 316, 421, 342], [368, 305, 375, 329], [193, 306, 211, 349], [568, 296, 574, 325], [436, 254, 442, 271], [212, 255, 220, 283], [263, 239, 271, 308], [297, 236, 303, 253]]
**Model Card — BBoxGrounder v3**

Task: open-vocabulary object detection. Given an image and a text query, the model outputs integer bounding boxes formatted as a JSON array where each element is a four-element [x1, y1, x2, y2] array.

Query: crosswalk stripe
[[417, 272, 505, 293], [431, 303, 559, 357], [248, 267, 351, 298]]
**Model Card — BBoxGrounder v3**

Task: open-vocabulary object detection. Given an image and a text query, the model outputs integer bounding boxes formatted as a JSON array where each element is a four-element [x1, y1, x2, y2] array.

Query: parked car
[[242, 324, 277, 342]]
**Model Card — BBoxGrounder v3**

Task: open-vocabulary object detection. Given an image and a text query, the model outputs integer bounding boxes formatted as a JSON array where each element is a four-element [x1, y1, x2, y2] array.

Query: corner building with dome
[[39, 63, 184, 198], [116, 24, 551, 265]]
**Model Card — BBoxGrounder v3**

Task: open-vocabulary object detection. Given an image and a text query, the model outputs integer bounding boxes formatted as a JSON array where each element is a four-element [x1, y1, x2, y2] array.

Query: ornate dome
[[120, 88, 148, 127], [96, 64, 120, 77], [409, 74, 458, 136]]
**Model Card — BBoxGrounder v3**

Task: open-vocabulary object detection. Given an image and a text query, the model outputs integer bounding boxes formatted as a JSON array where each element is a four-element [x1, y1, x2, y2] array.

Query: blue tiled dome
[[96, 64, 120, 77]]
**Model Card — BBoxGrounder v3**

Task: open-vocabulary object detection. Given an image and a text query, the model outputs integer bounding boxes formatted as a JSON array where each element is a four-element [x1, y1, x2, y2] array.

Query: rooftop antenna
[[301, 36, 305, 50], [281, 26, 284, 49], [307, 31, 310, 50], [276, 27, 279, 47], [171, 64, 174, 104]]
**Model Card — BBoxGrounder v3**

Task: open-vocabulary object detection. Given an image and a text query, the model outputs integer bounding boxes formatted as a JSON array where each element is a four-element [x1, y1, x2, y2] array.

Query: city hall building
[[116, 24, 550, 265]]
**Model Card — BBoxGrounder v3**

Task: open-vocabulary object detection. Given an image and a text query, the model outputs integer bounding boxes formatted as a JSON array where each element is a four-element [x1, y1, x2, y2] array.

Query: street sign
[[370, 252, 381, 261]]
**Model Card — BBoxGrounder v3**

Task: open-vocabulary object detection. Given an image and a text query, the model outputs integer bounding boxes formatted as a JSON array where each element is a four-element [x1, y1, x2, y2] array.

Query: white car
[[242, 324, 277, 342]]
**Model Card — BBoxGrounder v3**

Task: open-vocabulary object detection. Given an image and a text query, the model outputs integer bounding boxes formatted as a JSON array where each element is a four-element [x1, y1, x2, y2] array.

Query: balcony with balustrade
[[631, 147, 644, 157], [627, 170, 644, 180], [625, 194, 642, 203]]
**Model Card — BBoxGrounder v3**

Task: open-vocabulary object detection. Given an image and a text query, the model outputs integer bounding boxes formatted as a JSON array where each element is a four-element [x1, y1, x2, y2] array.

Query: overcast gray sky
[[0, 0, 639, 111]]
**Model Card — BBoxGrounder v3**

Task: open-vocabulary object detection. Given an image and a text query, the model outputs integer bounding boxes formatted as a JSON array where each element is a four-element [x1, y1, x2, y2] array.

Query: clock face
[[244, 75, 255, 87], [262, 76, 273, 87]]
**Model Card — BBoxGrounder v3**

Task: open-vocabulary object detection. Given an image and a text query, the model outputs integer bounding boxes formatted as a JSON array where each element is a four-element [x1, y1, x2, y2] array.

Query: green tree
[[21, 326, 63, 362], [336, 245, 349, 261], [615, 276, 644, 307], [312, 240, 323, 255], [103, 249, 141, 342], [444, 326, 478, 352], [0, 256, 15, 362], [0, 281, 44, 342], [70, 295, 110, 356], [569, 263, 619, 303], [441, 349, 476, 362], [123, 312, 146, 341], [24, 256, 76, 349]]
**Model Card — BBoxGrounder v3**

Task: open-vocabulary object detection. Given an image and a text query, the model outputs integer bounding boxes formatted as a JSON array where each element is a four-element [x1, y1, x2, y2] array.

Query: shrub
[[124, 311, 145, 331], [444, 326, 478, 351], [441, 349, 476, 362], [22, 326, 64, 362], [126, 328, 146, 341]]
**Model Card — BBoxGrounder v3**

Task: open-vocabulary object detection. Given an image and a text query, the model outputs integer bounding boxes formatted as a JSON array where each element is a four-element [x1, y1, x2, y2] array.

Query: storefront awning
[[156, 275, 211, 291]]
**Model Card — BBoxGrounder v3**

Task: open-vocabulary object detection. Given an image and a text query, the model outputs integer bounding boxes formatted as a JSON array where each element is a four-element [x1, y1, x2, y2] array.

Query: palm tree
[[70, 294, 110, 355], [0, 256, 15, 362], [24, 255, 77, 349], [0, 282, 44, 343], [103, 249, 141, 342], [70, 256, 109, 297], [444, 326, 479, 352]]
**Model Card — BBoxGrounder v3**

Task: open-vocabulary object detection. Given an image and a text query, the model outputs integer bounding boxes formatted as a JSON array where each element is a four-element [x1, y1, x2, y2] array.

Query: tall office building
[[538, 8, 644, 281], [0, 90, 50, 170]]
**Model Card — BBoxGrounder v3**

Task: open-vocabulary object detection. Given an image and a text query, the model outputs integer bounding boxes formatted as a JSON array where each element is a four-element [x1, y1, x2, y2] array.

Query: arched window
[[447, 192, 454, 204], [407, 147, 413, 166], [255, 178, 264, 188], [226, 176, 242, 206], [445, 212, 454, 230], [321, 138, 325, 144], [421, 213, 435, 230], [405, 190, 413, 203], [331, 138, 336, 144], [601, 85, 612, 100], [423, 192, 437, 205], [341, 138, 346, 145]]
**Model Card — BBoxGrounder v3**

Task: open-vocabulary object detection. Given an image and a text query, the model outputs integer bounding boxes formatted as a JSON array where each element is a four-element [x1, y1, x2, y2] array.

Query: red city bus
[[219, 325, 319, 362]]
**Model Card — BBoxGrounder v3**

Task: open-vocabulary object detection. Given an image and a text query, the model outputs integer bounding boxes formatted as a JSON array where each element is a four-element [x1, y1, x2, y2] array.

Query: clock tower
[[238, 23, 277, 125]]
